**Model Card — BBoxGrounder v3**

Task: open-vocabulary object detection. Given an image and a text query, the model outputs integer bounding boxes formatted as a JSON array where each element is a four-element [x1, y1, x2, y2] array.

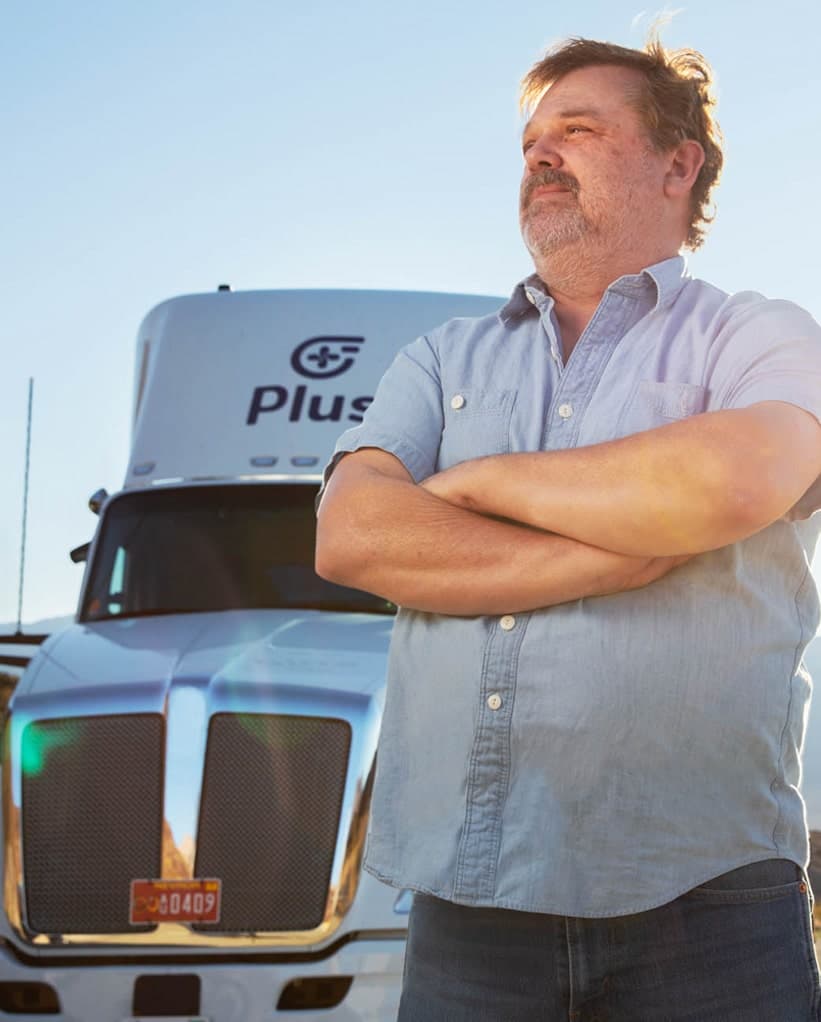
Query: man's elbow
[[716, 403, 821, 539], [315, 517, 356, 586], [720, 473, 808, 541], [314, 535, 335, 584], [315, 492, 378, 588]]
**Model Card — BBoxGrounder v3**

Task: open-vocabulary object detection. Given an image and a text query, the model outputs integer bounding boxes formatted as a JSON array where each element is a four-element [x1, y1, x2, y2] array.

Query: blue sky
[[2, 0, 820, 624]]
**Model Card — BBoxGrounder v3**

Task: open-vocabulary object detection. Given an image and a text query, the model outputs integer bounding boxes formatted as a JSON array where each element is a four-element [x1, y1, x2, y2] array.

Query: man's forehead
[[525, 65, 644, 125]]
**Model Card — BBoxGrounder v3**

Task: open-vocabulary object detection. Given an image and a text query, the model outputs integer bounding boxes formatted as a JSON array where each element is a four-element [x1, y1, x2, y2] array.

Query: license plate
[[129, 879, 221, 925]]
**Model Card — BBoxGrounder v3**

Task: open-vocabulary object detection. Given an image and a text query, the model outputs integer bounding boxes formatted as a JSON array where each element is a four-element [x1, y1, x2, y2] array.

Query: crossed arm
[[315, 401, 821, 615], [421, 401, 821, 556]]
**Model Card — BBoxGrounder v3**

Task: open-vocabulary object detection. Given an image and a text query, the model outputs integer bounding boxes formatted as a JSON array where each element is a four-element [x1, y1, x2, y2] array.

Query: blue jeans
[[398, 860, 820, 1021]]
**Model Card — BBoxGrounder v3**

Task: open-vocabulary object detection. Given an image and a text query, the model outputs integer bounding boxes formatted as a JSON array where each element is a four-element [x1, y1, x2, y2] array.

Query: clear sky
[[2, 0, 820, 625]]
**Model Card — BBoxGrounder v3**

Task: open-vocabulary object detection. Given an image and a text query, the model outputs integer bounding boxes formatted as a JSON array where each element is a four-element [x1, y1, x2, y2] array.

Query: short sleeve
[[319, 333, 444, 497], [707, 294, 821, 517], [708, 295, 821, 420]]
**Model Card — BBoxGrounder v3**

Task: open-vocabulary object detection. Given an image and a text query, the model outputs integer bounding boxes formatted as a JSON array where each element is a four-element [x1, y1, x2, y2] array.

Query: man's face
[[519, 64, 670, 262]]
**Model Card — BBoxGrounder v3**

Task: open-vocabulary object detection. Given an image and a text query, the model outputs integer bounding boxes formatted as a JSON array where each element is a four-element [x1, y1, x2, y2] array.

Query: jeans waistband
[[697, 858, 801, 891]]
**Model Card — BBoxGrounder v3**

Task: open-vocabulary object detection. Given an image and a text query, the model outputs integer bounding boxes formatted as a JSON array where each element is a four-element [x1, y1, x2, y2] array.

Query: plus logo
[[290, 336, 365, 379], [246, 334, 372, 426]]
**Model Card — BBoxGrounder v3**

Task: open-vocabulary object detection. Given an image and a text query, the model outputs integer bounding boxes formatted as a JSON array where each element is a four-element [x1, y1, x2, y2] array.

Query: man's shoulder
[[720, 290, 818, 333], [421, 306, 510, 354], [676, 277, 819, 337]]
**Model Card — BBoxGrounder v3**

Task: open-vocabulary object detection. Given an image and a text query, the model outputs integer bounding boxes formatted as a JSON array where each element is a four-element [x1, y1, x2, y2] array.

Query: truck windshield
[[80, 484, 395, 621]]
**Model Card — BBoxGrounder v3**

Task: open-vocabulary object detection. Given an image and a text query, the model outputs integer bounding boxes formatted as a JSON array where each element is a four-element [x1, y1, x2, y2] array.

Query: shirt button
[[500, 615, 516, 631], [450, 394, 466, 410], [525, 288, 538, 305], [558, 402, 574, 419], [487, 693, 502, 710]]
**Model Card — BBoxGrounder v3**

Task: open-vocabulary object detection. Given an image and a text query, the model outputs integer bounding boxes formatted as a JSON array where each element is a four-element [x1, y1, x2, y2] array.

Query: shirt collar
[[498, 255, 689, 324]]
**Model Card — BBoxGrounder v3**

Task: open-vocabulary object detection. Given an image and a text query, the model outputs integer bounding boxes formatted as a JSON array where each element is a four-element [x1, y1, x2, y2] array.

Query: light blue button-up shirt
[[326, 256, 821, 916]]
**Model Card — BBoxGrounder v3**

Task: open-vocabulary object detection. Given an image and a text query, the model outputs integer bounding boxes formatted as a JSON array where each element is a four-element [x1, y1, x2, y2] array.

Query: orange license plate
[[130, 879, 221, 925]]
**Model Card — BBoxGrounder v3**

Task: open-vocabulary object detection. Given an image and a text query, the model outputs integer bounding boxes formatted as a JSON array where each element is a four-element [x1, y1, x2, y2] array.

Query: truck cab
[[1, 287, 502, 1021]]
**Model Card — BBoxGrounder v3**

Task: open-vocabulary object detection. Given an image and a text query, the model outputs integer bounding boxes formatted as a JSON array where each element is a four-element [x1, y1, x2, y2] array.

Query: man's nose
[[524, 135, 563, 171]]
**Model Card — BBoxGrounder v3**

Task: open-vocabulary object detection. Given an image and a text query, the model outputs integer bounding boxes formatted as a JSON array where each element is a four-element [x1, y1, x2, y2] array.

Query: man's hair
[[520, 37, 723, 250]]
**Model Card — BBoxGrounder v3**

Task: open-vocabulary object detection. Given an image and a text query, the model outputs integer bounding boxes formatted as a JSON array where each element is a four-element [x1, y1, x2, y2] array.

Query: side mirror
[[88, 489, 108, 515], [70, 542, 90, 564]]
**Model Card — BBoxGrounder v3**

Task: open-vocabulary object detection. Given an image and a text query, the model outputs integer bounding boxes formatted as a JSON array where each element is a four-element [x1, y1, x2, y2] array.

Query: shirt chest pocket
[[613, 379, 708, 439], [438, 388, 517, 469]]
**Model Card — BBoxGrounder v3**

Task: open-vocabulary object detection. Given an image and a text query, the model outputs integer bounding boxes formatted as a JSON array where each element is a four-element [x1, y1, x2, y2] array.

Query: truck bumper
[[0, 935, 405, 1021]]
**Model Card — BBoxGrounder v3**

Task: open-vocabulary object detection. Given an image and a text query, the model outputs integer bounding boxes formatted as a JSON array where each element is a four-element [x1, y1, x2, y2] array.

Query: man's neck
[[549, 290, 600, 360], [533, 241, 678, 360]]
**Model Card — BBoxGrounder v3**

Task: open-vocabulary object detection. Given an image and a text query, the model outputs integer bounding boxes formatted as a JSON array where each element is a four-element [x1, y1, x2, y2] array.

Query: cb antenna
[[15, 378, 33, 636]]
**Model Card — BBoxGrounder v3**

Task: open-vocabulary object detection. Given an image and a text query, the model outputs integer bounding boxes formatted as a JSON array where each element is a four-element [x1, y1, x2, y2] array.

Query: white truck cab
[[0, 287, 502, 1021]]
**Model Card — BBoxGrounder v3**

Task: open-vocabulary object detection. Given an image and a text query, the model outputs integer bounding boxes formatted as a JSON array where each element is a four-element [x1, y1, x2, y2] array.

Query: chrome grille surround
[[3, 668, 380, 949]]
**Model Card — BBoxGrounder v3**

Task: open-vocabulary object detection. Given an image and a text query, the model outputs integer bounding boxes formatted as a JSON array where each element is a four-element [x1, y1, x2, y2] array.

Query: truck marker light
[[250, 456, 278, 467], [291, 457, 319, 467], [133, 462, 155, 476]]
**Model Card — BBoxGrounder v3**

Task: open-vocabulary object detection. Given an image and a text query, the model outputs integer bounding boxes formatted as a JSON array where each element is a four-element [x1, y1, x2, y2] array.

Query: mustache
[[521, 170, 579, 206]]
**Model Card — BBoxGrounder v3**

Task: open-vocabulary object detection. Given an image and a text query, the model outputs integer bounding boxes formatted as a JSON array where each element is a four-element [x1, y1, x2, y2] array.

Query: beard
[[519, 169, 589, 257], [521, 200, 589, 256]]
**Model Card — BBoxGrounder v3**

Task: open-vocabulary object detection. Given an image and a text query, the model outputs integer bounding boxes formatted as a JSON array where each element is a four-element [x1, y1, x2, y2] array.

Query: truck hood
[[14, 610, 394, 716]]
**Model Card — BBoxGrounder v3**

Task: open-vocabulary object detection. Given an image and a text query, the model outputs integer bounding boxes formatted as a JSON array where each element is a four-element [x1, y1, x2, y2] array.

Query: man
[[316, 36, 821, 1021]]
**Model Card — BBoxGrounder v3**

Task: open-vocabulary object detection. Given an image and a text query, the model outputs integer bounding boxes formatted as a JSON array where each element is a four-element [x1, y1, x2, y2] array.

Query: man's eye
[[566, 125, 590, 135]]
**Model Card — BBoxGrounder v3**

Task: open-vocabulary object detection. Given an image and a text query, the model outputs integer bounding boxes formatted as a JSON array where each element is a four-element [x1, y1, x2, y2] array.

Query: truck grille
[[194, 713, 351, 933], [21, 715, 164, 934]]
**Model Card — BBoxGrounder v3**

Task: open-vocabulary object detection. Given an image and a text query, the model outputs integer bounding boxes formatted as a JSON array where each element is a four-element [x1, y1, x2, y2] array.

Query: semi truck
[[0, 287, 502, 1021]]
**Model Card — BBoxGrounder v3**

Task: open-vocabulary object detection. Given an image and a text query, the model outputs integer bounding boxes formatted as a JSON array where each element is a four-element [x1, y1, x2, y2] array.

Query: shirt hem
[[363, 853, 806, 919]]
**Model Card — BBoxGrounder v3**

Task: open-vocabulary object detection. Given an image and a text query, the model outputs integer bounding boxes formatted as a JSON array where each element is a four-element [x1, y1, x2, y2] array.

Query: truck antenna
[[15, 378, 33, 637]]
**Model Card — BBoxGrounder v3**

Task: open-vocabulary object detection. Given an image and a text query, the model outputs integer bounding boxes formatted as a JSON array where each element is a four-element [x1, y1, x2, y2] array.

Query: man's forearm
[[422, 403, 821, 556], [316, 450, 682, 614]]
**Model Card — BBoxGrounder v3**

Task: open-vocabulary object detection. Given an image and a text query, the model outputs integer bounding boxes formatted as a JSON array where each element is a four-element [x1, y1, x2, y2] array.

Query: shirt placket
[[453, 611, 528, 901], [452, 286, 650, 904], [542, 291, 644, 451]]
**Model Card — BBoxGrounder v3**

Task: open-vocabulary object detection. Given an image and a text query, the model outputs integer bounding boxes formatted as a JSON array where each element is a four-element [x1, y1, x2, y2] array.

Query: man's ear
[[663, 140, 705, 198]]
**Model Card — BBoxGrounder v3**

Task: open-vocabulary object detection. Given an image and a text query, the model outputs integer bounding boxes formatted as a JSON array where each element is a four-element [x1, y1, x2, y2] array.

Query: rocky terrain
[[809, 831, 821, 929], [0, 673, 15, 714]]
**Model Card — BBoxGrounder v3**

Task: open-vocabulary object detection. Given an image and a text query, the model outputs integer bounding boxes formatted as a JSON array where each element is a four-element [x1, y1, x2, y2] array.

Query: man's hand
[[421, 461, 486, 510], [421, 401, 821, 556], [601, 550, 694, 590]]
